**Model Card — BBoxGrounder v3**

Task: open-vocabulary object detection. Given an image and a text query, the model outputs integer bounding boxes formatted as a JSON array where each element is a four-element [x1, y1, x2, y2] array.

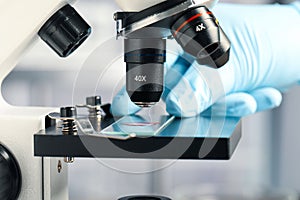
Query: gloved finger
[[164, 66, 214, 118], [201, 92, 257, 117], [111, 87, 141, 116], [201, 87, 282, 117], [163, 53, 194, 100], [249, 87, 282, 113]]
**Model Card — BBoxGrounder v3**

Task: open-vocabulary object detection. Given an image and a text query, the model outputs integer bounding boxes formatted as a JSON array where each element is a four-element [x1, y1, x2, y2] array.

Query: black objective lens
[[125, 38, 166, 107], [119, 195, 171, 200], [172, 6, 230, 68]]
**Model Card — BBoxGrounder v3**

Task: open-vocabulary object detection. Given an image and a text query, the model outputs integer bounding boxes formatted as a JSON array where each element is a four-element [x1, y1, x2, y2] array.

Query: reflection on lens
[[197, 42, 220, 59]]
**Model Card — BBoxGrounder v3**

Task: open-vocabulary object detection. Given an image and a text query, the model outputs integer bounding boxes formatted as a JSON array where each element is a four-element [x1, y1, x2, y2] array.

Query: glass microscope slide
[[101, 115, 175, 137]]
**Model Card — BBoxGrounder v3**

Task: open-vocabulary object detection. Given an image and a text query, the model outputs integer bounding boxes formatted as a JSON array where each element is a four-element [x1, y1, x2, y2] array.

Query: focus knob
[[0, 144, 22, 200], [38, 4, 91, 57]]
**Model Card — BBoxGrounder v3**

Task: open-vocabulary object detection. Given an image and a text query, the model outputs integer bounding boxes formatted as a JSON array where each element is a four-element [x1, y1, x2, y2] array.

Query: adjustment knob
[[38, 4, 91, 57], [0, 144, 22, 200]]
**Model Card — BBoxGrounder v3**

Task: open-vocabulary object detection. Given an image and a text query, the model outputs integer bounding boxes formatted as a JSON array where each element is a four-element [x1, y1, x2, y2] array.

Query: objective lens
[[171, 6, 231, 68], [125, 38, 166, 107], [119, 196, 171, 200]]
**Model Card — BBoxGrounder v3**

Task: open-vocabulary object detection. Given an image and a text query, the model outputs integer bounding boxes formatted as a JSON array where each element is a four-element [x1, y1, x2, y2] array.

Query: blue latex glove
[[112, 2, 300, 117]]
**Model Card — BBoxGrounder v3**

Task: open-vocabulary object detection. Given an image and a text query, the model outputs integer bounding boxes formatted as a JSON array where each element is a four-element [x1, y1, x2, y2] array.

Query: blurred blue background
[[2, 0, 300, 199]]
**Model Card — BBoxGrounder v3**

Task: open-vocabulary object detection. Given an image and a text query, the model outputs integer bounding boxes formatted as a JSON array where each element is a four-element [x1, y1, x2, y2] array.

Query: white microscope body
[[0, 0, 218, 199], [0, 1, 82, 199]]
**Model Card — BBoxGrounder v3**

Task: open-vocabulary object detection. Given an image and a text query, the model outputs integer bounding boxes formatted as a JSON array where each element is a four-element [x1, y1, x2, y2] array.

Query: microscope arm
[[0, 1, 94, 199], [0, 0, 72, 105], [0, 0, 92, 109]]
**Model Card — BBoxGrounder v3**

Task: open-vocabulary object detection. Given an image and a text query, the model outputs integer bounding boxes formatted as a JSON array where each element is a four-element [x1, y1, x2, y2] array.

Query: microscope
[[114, 0, 230, 107], [0, 0, 240, 200]]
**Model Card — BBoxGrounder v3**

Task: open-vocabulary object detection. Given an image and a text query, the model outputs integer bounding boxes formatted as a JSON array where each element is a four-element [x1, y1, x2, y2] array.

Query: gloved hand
[[111, 2, 300, 117]]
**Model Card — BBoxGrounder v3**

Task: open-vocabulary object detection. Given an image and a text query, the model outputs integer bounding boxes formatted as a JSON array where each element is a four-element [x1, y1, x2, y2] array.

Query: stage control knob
[[0, 144, 22, 200]]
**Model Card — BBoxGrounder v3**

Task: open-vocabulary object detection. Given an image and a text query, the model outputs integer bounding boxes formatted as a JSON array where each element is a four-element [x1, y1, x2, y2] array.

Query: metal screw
[[57, 160, 62, 173], [85, 96, 104, 132], [60, 107, 77, 163], [86, 96, 103, 117], [64, 157, 74, 164], [60, 107, 78, 135]]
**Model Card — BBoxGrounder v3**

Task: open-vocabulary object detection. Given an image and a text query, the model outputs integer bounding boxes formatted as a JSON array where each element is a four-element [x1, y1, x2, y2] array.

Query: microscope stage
[[34, 110, 241, 160]]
